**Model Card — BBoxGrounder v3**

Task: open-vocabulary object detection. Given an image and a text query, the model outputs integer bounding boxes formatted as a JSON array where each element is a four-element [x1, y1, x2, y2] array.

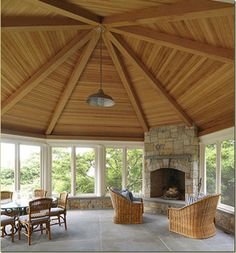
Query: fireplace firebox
[[150, 168, 185, 200]]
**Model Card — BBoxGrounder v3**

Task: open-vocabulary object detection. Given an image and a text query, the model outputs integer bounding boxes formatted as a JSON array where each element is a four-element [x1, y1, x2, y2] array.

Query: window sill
[[217, 204, 234, 214], [68, 195, 110, 200]]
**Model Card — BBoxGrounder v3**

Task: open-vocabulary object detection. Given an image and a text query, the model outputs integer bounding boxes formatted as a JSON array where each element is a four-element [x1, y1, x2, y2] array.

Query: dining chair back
[[18, 198, 52, 245], [34, 189, 47, 198], [1, 191, 13, 200], [50, 192, 68, 230]]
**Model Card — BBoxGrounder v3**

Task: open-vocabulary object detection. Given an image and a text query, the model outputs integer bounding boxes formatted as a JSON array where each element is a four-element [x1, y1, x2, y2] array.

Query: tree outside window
[[205, 143, 216, 194], [76, 148, 95, 194], [1, 143, 15, 191], [105, 148, 122, 190], [52, 147, 71, 195], [221, 140, 234, 207], [20, 145, 40, 197], [127, 149, 143, 194]]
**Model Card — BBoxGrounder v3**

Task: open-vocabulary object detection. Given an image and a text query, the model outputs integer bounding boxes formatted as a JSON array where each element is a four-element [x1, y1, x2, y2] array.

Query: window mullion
[[216, 141, 221, 195], [122, 148, 127, 189], [71, 146, 76, 196], [15, 143, 20, 191], [200, 143, 206, 194]]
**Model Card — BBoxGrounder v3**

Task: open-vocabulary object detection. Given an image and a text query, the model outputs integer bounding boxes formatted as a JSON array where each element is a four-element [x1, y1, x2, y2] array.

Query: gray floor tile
[[1, 209, 234, 252]]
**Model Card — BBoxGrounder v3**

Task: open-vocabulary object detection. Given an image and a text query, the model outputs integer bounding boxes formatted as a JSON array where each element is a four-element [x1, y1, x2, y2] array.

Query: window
[[127, 149, 143, 194], [221, 140, 234, 207], [1, 143, 15, 191], [20, 145, 41, 197], [105, 148, 122, 190], [76, 147, 95, 194], [205, 144, 217, 194], [201, 128, 234, 211], [52, 147, 71, 195]]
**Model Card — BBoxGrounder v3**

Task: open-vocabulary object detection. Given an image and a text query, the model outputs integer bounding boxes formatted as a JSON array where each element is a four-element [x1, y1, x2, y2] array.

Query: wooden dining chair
[[34, 189, 47, 198], [1, 215, 15, 242], [18, 198, 52, 245], [1, 191, 13, 200], [50, 192, 68, 230]]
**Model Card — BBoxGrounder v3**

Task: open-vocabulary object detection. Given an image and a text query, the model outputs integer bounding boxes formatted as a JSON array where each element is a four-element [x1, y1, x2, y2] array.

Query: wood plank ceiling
[[1, 0, 235, 141]]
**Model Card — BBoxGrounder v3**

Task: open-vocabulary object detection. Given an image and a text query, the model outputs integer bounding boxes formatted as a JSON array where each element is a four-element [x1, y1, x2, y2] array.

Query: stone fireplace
[[144, 124, 199, 200]]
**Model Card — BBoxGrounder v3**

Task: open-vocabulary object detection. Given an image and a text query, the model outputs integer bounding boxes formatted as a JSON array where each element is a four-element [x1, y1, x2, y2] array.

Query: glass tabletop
[[1, 196, 57, 210]]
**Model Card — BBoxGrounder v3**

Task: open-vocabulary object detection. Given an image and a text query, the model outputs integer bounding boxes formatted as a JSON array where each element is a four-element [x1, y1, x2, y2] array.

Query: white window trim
[[1, 134, 144, 197], [200, 127, 234, 213]]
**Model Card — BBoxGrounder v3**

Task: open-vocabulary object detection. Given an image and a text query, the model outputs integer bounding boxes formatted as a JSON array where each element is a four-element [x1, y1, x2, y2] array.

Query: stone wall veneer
[[144, 124, 199, 199]]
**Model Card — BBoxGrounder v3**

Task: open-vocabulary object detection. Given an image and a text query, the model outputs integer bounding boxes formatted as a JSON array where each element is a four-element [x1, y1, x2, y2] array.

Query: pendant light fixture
[[86, 26, 115, 107]]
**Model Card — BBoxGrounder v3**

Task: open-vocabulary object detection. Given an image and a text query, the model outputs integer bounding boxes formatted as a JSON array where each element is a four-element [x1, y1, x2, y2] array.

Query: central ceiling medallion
[[86, 26, 115, 107]]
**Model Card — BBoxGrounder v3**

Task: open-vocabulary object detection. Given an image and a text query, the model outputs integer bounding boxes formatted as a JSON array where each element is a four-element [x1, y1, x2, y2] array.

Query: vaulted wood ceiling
[[1, 0, 235, 141]]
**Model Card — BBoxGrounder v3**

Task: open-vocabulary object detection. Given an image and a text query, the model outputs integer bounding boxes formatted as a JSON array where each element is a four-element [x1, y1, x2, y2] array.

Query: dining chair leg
[[47, 221, 51, 240], [1, 226, 4, 238], [18, 222, 21, 240], [11, 223, 14, 242], [64, 214, 67, 230], [40, 224, 43, 234], [28, 225, 31, 245], [58, 215, 61, 226]]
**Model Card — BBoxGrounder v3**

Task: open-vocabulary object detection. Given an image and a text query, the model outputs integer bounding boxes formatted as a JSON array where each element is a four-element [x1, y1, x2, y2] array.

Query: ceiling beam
[[45, 32, 100, 135], [107, 31, 193, 127], [103, 0, 234, 27], [111, 26, 234, 64], [1, 30, 93, 115], [103, 33, 149, 132], [34, 0, 100, 25], [2, 16, 93, 31]]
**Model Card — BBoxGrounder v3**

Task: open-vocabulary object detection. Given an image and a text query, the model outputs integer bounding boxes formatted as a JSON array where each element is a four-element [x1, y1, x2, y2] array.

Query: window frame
[[200, 127, 234, 213], [1, 134, 144, 197]]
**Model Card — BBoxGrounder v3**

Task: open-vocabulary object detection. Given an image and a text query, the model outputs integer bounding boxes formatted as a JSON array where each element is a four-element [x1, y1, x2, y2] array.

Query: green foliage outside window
[[127, 149, 143, 194], [206, 144, 216, 194], [206, 140, 234, 207], [52, 147, 71, 194], [221, 140, 234, 207], [76, 148, 95, 194], [105, 148, 122, 190]]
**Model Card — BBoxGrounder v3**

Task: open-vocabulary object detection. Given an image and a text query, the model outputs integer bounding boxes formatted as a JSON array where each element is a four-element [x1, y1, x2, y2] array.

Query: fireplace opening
[[150, 168, 185, 200]]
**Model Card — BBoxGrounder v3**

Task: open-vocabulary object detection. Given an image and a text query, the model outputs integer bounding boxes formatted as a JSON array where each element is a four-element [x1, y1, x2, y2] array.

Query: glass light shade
[[86, 88, 115, 107]]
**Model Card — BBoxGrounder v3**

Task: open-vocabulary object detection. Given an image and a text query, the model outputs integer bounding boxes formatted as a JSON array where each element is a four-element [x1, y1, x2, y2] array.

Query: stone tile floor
[[1, 209, 234, 252]]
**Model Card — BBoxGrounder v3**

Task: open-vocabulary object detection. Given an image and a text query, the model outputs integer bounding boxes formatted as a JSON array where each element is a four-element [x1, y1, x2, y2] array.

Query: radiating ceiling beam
[[103, 0, 234, 27], [111, 26, 234, 64], [1, 30, 93, 115], [107, 31, 193, 127], [45, 31, 100, 135], [34, 0, 100, 25], [103, 34, 149, 132], [2, 16, 93, 31]]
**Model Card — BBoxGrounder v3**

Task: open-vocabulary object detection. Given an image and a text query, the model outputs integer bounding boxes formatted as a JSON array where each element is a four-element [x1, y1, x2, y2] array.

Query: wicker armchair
[[109, 187, 143, 224], [34, 189, 47, 198], [18, 198, 52, 245], [168, 194, 220, 239]]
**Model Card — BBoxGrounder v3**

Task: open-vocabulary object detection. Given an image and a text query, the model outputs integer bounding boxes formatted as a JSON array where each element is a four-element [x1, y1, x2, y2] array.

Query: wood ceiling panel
[[67, 0, 180, 17], [143, 15, 234, 49], [1, 50, 80, 132], [1, 30, 79, 100], [2, 0, 63, 17]]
